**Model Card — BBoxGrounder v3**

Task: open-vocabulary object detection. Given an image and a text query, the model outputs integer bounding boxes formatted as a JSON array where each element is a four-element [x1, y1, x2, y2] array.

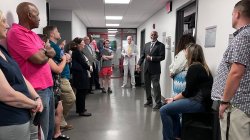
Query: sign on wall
[[205, 25, 217, 48]]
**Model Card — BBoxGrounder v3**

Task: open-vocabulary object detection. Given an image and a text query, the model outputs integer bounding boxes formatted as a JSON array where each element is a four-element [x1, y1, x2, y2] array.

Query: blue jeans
[[160, 99, 205, 140], [37, 88, 55, 140]]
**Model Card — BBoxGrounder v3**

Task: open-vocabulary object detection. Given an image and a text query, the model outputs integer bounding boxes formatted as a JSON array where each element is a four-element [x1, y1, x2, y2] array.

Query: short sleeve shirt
[[101, 48, 113, 67], [211, 24, 250, 114], [7, 23, 53, 90]]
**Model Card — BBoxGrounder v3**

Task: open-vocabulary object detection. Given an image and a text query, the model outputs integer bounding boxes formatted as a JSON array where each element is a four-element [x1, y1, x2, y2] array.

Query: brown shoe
[[60, 124, 73, 132]]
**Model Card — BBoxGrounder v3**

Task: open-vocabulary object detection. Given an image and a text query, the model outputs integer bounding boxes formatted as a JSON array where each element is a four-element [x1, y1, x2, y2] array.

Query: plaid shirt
[[211, 24, 250, 114]]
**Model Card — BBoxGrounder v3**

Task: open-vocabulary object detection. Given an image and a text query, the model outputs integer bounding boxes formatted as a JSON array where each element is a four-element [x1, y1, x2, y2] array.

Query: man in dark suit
[[83, 36, 101, 94], [137, 31, 165, 109]]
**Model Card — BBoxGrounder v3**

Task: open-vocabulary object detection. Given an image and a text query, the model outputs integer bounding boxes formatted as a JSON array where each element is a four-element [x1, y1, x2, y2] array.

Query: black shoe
[[102, 88, 106, 93], [95, 87, 102, 90], [144, 101, 153, 106], [76, 109, 87, 113], [107, 87, 112, 93], [79, 112, 92, 117], [153, 103, 162, 109]]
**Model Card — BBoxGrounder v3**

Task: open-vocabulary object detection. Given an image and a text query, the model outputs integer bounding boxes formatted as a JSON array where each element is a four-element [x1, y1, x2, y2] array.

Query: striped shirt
[[211, 24, 250, 114]]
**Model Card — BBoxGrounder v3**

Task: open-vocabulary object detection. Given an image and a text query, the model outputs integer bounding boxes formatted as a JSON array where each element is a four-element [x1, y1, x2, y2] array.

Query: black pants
[[144, 72, 161, 104], [89, 63, 100, 92], [75, 89, 88, 113]]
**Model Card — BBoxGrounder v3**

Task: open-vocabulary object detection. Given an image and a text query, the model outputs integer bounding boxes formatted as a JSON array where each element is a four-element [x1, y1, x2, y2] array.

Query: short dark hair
[[71, 37, 83, 51], [43, 25, 57, 39], [73, 37, 83, 45], [235, 0, 250, 18], [37, 34, 48, 43], [103, 39, 110, 45]]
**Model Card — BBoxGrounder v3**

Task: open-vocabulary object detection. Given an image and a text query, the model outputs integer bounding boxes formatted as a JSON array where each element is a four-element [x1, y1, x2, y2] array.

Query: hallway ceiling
[[48, 0, 171, 28]]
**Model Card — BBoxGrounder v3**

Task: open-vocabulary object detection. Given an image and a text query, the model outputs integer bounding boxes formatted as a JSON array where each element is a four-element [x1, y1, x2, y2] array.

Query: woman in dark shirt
[[71, 38, 92, 116], [0, 10, 43, 140], [160, 43, 213, 140]]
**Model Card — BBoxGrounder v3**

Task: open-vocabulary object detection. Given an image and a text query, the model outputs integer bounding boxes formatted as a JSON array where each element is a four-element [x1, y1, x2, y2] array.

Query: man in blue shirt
[[43, 26, 76, 130]]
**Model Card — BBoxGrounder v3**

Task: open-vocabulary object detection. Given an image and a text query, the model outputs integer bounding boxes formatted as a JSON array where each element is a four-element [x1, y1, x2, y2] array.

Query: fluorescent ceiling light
[[108, 29, 117, 31], [106, 24, 119, 27], [108, 34, 115, 37], [105, 0, 130, 4], [108, 31, 118, 33], [106, 16, 123, 20]]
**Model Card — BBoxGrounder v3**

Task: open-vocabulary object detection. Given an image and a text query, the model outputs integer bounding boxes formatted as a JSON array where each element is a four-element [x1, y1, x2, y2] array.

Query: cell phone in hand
[[33, 112, 42, 126]]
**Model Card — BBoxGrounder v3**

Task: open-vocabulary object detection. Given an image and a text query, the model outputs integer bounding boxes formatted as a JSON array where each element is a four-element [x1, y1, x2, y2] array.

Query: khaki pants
[[220, 106, 250, 140], [123, 65, 136, 86], [60, 78, 76, 126]]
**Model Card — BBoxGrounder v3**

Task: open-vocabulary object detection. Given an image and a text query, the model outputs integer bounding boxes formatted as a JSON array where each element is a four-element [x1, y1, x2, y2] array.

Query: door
[[140, 29, 145, 84]]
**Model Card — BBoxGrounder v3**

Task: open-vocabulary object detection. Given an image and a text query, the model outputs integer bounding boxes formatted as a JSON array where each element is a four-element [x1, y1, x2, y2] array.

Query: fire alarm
[[166, 1, 172, 13]]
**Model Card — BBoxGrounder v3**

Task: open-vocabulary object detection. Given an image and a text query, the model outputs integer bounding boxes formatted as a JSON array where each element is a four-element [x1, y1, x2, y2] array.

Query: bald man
[[137, 31, 165, 109], [121, 36, 138, 88], [7, 2, 56, 140]]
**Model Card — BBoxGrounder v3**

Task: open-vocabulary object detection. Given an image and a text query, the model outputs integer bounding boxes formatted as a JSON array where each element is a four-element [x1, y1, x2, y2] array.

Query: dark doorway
[[140, 29, 146, 84], [49, 20, 72, 44], [140, 29, 145, 56], [175, 0, 197, 54]]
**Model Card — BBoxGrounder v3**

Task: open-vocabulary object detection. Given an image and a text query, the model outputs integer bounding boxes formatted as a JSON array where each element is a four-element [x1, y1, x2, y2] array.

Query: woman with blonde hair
[[160, 43, 213, 140], [0, 10, 43, 140]]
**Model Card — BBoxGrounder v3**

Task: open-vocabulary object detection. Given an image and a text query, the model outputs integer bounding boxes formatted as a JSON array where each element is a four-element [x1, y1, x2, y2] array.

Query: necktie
[[150, 43, 154, 52], [127, 45, 132, 55]]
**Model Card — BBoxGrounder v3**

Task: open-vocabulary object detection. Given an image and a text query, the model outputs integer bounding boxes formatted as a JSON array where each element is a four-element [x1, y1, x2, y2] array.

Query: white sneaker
[[132, 85, 136, 88], [121, 84, 126, 88]]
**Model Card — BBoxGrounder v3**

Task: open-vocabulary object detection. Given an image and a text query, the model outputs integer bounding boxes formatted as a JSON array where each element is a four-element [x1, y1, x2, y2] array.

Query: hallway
[[64, 78, 162, 140]]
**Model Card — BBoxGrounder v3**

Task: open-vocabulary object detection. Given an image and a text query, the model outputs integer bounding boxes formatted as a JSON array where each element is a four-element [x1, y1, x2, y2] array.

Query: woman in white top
[[169, 34, 195, 96]]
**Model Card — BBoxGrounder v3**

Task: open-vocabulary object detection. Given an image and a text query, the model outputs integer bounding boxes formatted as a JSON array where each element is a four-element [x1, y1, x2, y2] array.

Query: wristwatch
[[34, 96, 40, 101], [220, 100, 230, 105], [42, 48, 47, 55]]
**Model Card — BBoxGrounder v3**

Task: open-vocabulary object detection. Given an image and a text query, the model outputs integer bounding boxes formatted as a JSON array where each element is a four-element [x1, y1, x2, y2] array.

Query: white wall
[[137, 0, 240, 98], [0, 0, 46, 46], [196, 0, 239, 74], [72, 12, 87, 39], [0, 0, 47, 33], [50, 9, 72, 21], [50, 9, 87, 39]]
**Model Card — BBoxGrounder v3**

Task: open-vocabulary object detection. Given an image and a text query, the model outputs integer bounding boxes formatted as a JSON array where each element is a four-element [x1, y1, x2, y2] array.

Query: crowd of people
[[0, 0, 249, 140], [0, 2, 114, 140]]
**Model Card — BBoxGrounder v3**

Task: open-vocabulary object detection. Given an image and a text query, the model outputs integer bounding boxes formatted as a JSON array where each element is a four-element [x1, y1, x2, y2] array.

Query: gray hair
[[0, 10, 3, 21]]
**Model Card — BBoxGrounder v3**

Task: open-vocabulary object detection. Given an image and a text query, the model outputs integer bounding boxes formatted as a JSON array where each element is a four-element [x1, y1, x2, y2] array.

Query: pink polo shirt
[[7, 23, 53, 90]]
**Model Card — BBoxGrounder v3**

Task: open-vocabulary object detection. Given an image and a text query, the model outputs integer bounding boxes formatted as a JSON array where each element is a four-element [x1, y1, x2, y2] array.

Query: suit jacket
[[82, 45, 95, 64], [121, 44, 138, 65], [138, 40, 165, 74], [71, 50, 90, 89]]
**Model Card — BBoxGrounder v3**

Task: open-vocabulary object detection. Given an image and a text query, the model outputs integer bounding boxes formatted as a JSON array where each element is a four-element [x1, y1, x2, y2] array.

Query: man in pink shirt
[[7, 2, 56, 140]]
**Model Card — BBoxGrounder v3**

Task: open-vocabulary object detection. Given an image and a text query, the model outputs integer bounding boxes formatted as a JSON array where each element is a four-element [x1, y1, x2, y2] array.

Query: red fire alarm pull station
[[166, 1, 172, 13]]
